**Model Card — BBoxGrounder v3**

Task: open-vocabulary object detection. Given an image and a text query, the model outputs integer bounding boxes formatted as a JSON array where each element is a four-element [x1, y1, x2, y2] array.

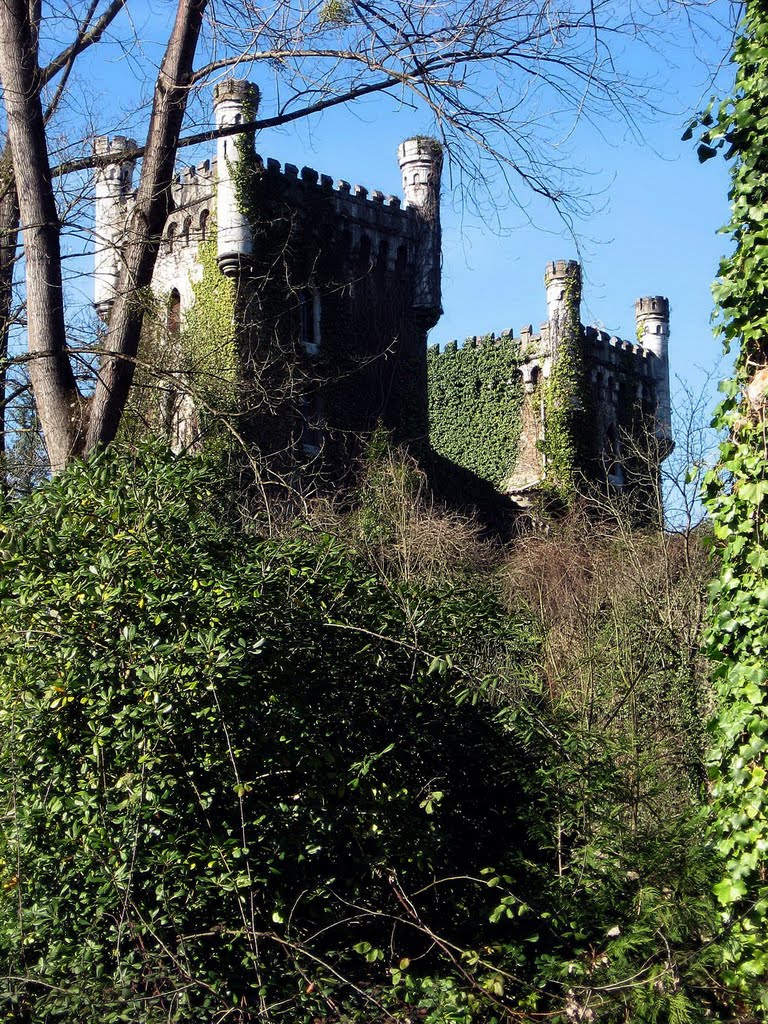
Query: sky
[[242, 25, 737, 409], [70, 0, 739, 409]]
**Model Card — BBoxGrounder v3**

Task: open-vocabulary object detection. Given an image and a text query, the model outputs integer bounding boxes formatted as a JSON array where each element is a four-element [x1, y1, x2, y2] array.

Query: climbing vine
[[539, 277, 587, 502], [697, 2, 768, 1012], [183, 235, 237, 413], [427, 337, 524, 488]]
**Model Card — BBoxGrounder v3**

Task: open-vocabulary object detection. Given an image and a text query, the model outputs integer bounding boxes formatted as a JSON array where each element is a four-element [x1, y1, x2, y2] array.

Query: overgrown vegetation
[[427, 338, 524, 488], [692, 0, 768, 1010], [0, 439, 748, 1022]]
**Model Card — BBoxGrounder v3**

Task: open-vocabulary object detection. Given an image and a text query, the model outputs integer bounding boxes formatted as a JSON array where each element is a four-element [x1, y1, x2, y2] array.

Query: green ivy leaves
[[703, 3, 768, 1010], [427, 338, 524, 487]]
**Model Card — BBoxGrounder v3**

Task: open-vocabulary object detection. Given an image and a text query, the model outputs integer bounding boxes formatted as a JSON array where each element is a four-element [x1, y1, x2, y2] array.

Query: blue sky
[[75, 0, 738, 403], [244, 35, 736, 408]]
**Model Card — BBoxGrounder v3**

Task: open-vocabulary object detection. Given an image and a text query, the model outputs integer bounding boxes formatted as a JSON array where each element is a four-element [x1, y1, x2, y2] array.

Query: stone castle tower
[[93, 79, 443, 467], [92, 81, 670, 506], [428, 260, 672, 507]]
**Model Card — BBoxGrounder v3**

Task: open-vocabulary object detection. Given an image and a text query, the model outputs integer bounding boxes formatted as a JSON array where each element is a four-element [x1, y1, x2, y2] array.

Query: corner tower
[[213, 79, 260, 277], [93, 135, 136, 318], [397, 137, 443, 326], [544, 259, 582, 356], [635, 295, 671, 445]]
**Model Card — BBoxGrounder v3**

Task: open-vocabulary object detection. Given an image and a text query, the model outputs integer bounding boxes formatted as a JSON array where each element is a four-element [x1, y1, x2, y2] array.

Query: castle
[[93, 79, 671, 508]]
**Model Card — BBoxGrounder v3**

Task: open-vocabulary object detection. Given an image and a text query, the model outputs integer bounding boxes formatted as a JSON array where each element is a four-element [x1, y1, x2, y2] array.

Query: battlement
[[428, 330, 523, 356], [584, 325, 657, 376], [635, 295, 669, 319], [93, 134, 137, 160], [398, 136, 443, 166], [260, 154, 413, 225], [213, 79, 259, 108], [544, 259, 580, 285], [160, 150, 418, 232]]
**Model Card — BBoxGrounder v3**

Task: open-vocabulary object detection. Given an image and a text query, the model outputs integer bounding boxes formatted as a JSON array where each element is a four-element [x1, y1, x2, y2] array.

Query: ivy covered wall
[[427, 336, 525, 489], [182, 236, 237, 414]]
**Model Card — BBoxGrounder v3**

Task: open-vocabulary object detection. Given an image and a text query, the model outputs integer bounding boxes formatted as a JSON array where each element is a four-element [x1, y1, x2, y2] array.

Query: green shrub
[[0, 445, 734, 1022], [0, 445, 538, 1022]]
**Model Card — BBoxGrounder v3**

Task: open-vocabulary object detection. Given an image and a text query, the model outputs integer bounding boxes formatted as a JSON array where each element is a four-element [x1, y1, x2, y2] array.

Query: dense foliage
[[696, 0, 768, 1010], [427, 338, 524, 488], [0, 444, 741, 1022]]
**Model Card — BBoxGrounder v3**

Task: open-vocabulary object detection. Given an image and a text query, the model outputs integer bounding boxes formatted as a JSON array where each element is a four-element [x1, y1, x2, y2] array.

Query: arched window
[[168, 288, 181, 336], [166, 221, 177, 253], [199, 209, 209, 240], [182, 217, 192, 245]]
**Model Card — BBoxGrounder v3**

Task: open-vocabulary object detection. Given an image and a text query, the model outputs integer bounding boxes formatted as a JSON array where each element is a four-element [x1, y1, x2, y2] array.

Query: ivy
[[427, 337, 524, 488], [700, 2, 768, 1013], [539, 277, 587, 502], [183, 235, 237, 414]]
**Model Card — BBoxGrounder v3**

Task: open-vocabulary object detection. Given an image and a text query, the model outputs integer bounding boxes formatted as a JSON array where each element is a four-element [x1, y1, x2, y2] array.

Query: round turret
[[213, 80, 260, 276], [397, 137, 443, 325], [397, 137, 443, 212], [93, 135, 138, 318], [543, 260, 582, 355], [634, 296, 670, 342], [544, 260, 581, 322], [635, 295, 671, 444]]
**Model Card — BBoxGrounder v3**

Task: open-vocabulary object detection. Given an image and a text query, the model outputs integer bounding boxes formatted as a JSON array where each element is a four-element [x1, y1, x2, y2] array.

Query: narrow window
[[301, 392, 322, 455], [168, 289, 181, 336], [300, 288, 321, 356]]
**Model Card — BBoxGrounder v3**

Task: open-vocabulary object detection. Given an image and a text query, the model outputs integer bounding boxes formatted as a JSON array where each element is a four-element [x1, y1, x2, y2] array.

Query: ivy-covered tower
[[213, 79, 259, 277], [427, 261, 672, 511], [544, 259, 582, 358], [91, 79, 441, 470]]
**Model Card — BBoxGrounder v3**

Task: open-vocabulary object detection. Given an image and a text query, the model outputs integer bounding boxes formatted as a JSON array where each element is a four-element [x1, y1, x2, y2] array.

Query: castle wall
[[428, 265, 671, 506]]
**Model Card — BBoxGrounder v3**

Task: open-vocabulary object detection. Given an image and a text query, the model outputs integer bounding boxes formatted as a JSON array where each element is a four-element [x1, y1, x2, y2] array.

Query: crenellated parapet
[[93, 79, 443, 331], [429, 261, 673, 509]]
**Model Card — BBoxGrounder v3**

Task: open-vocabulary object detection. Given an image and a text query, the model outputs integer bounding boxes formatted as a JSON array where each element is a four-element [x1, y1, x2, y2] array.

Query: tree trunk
[[0, 0, 82, 472], [0, 150, 20, 466], [85, 0, 208, 452]]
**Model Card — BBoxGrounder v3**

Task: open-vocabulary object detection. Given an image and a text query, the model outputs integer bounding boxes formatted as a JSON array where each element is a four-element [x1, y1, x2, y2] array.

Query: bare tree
[[0, 0, 728, 469]]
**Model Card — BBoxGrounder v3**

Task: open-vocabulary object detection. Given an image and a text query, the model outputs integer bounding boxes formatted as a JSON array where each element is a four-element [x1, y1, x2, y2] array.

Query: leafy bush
[[0, 445, 735, 1022], [0, 445, 535, 1021]]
